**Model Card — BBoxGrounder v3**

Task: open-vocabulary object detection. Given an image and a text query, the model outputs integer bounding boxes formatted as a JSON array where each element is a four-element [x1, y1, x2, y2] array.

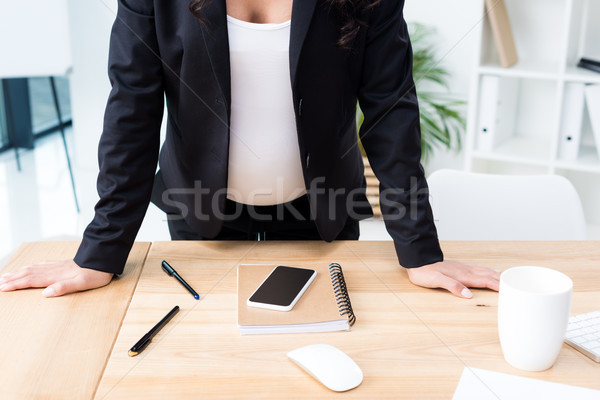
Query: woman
[[0, 0, 499, 297]]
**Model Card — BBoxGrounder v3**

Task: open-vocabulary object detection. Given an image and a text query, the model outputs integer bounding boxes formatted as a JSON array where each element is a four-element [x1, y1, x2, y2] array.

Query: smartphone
[[247, 266, 317, 311]]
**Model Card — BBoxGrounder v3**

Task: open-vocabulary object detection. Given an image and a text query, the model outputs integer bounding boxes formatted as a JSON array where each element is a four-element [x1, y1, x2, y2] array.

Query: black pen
[[128, 305, 179, 357], [161, 260, 200, 300]]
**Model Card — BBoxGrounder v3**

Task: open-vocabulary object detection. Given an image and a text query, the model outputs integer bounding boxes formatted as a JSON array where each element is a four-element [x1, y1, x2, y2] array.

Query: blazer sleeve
[[357, 0, 443, 268], [74, 0, 164, 274]]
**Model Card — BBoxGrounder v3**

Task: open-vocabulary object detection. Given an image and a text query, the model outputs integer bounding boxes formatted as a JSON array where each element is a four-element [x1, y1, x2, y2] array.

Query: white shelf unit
[[465, 0, 600, 235]]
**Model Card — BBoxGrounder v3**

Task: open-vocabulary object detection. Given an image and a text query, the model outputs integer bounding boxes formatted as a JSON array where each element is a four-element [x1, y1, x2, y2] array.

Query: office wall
[[68, 0, 115, 168], [67, 0, 117, 227]]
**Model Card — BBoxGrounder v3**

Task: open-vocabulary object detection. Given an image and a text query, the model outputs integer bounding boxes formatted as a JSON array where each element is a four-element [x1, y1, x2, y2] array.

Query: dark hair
[[188, 0, 381, 49]]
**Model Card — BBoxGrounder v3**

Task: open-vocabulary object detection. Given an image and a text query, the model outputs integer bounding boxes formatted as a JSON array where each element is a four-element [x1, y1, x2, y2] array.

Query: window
[[0, 76, 72, 152], [28, 77, 71, 135], [0, 84, 7, 149]]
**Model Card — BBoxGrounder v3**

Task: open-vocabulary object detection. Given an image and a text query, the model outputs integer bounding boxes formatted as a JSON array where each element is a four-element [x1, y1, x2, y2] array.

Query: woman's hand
[[406, 260, 500, 299], [0, 259, 114, 297]]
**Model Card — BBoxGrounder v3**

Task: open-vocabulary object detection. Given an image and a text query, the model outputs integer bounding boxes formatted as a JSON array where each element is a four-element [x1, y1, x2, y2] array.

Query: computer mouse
[[287, 344, 363, 392]]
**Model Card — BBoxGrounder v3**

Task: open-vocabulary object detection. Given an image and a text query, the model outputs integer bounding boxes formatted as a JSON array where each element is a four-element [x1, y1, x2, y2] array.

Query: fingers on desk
[[43, 275, 96, 297], [425, 272, 498, 298], [0, 261, 77, 293], [36, 263, 112, 297], [407, 268, 471, 298], [443, 263, 501, 291], [407, 262, 500, 298], [434, 273, 474, 299], [459, 272, 500, 292], [468, 264, 502, 280]]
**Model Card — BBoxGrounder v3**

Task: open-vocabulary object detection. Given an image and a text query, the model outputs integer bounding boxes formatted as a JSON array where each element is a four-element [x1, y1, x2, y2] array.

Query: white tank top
[[226, 15, 307, 206]]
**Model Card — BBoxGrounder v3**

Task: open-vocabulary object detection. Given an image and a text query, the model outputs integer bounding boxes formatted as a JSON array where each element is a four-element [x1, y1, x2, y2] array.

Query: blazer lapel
[[198, 0, 231, 111], [289, 0, 319, 89], [198, 0, 319, 109]]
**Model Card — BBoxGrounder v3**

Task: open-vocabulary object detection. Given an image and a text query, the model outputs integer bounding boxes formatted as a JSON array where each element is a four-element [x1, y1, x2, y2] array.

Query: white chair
[[426, 169, 587, 240]]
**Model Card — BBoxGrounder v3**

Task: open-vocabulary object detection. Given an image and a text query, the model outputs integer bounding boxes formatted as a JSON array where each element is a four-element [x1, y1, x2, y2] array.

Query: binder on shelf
[[558, 83, 586, 161], [485, 0, 518, 68], [476, 75, 519, 152], [577, 58, 600, 74], [584, 84, 600, 158], [237, 263, 356, 335]]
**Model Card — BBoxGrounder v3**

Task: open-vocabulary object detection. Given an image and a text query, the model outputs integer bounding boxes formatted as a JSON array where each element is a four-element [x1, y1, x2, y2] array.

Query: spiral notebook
[[237, 263, 356, 335]]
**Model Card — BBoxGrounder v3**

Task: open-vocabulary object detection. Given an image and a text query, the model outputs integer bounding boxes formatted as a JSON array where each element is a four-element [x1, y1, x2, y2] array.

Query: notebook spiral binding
[[328, 263, 356, 327]]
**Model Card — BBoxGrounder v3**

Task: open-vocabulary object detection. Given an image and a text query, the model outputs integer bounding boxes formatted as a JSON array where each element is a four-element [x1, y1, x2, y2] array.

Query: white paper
[[452, 367, 600, 400]]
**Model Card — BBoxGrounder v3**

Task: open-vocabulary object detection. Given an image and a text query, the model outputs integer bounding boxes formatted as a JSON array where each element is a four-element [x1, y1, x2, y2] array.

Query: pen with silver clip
[[161, 260, 199, 300]]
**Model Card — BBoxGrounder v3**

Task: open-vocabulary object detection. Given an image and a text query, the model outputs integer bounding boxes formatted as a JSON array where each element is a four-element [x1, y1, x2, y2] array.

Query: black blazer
[[74, 0, 443, 274]]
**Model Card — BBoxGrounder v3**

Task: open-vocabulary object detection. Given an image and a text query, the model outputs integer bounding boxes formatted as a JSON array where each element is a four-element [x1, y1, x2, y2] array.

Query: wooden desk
[[95, 241, 600, 399], [0, 241, 150, 399]]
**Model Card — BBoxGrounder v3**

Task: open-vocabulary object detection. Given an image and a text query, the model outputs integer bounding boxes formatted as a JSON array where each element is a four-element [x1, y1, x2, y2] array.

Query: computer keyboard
[[565, 310, 600, 363]]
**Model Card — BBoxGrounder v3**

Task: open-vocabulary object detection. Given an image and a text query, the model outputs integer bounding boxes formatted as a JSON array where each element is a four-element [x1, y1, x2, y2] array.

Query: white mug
[[498, 266, 573, 371]]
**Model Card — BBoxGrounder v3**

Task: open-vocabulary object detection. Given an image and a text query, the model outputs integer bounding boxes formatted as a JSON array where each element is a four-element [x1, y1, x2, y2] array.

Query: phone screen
[[249, 266, 316, 307]]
